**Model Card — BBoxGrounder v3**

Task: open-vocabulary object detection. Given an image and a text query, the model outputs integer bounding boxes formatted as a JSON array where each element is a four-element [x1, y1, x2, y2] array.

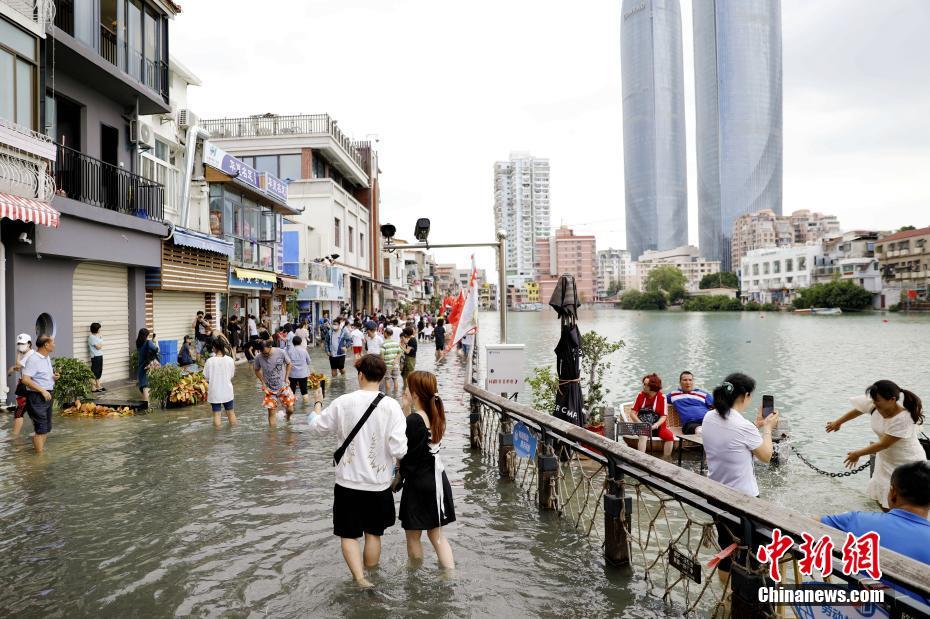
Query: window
[[279, 154, 301, 180], [752, 264, 759, 276], [359, 232, 365, 258], [254, 155, 278, 178], [0, 18, 38, 128], [313, 155, 326, 179], [334, 218, 341, 247], [773, 261, 781, 274], [36, 312, 56, 337], [798, 257, 807, 271], [785, 259, 793, 272], [348, 226, 354, 253], [210, 185, 275, 269], [763, 262, 770, 275]]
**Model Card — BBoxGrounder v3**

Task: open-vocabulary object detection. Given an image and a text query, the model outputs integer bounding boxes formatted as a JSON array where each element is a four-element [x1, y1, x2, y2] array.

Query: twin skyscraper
[[622, 0, 782, 272]]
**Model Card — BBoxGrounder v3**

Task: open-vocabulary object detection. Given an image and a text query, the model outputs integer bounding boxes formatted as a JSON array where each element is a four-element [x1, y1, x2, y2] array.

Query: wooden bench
[[619, 401, 706, 470]]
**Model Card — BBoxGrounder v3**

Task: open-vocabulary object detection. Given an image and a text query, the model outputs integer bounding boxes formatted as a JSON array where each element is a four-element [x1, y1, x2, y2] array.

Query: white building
[[634, 245, 720, 292], [493, 152, 550, 287], [596, 248, 634, 299], [740, 244, 825, 305]]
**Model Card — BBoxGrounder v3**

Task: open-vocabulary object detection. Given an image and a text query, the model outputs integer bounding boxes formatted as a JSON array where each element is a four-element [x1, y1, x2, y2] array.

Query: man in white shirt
[[308, 355, 407, 587], [364, 326, 384, 356], [20, 335, 59, 452]]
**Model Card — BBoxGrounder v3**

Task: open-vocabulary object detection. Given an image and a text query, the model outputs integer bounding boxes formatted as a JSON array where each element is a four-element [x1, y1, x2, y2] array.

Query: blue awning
[[173, 228, 234, 258]]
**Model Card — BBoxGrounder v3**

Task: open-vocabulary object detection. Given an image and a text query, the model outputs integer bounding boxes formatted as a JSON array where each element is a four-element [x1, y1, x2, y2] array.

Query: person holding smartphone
[[702, 372, 779, 581]]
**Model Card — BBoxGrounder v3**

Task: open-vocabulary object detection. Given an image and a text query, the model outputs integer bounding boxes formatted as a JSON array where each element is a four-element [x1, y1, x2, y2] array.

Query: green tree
[[644, 266, 687, 304], [899, 225, 917, 232], [580, 331, 625, 422], [699, 272, 739, 289], [606, 277, 622, 297], [791, 281, 873, 310], [619, 289, 667, 310]]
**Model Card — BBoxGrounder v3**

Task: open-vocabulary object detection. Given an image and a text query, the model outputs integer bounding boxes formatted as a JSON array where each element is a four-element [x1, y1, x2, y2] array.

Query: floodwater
[[1, 309, 928, 617]]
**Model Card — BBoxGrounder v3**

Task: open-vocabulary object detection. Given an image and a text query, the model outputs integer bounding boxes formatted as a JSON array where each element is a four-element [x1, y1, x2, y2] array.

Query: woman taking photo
[[826, 380, 925, 511], [398, 370, 455, 569], [702, 373, 779, 581], [135, 329, 159, 403]]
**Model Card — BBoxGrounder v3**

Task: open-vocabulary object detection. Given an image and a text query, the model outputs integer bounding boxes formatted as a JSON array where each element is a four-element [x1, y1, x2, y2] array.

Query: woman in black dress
[[399, 370, 455, 569]]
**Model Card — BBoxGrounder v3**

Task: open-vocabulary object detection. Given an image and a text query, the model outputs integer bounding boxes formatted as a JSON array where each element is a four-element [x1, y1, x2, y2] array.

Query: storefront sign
[[204, 142, 261, 190], [261, 173, 288, 202], [485, 344, 525, 396], [513, 422, 537, 458]]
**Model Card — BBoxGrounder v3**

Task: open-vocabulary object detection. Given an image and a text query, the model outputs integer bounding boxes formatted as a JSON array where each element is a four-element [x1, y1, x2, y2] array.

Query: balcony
[[54, 144, 164, 222], [202, 114, 369, 187], [0, 118, 56, 201], [3, 0, 55, 34]]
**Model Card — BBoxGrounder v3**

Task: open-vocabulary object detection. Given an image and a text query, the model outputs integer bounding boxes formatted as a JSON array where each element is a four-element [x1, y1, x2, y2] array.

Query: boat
[[811, 307, 843, 315], [793, 308, 812, 315]]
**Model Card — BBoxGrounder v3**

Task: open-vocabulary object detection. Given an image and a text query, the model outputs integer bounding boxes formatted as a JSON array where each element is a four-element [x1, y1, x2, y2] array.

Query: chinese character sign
[[486, 344, 525, 396], [755, 529, 882, 583]]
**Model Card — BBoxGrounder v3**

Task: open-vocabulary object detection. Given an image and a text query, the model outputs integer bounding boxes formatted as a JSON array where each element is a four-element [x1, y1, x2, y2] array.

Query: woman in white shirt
[[701, 372, 780, 580], [826, 380, 925, 511], [203, 340, 237, 427]]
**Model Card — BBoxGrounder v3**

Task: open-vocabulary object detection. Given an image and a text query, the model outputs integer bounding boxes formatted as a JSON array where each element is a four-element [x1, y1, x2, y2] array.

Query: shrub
[[761, 303, 779, 312], [580, 332, 625, 424], [527, 367, 558, 414], [51, 357, 95, 409], [682, 295, 742, 312], [620, 289, 667, 310], [889, 303, 901, 313], [699, 271, 740, 290], [792, 281, 872, 310], [147, 364, 184, 407]]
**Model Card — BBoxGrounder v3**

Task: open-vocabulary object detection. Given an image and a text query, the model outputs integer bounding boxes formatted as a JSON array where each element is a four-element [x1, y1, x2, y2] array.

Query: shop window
[[36, 313, 55, 338]]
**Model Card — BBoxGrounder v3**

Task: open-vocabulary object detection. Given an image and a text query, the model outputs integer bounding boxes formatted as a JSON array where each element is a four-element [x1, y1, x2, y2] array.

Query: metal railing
[[201, 114, 367, 174], [54, 143, 165, 221], [6, 0, 56, 29], [464, 342, 930, 617]]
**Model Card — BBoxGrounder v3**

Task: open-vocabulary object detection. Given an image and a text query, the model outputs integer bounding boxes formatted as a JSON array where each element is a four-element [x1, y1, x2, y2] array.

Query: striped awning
[[0, 193, 60, 228], [234, 267, 277, 283]]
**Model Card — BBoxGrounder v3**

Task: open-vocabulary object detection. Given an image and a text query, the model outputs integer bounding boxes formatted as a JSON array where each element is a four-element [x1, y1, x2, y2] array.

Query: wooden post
[[537, 442, 559, 510], [498, 419, 514, 480], [604, 471, 631, 566], [603, 406, 616, 442], [469, 396, 481, 450]]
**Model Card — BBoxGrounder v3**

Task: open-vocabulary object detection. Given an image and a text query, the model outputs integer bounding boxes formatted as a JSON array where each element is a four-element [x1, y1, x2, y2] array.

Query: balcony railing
[[0, 118, 56, 201], [201, 114, 367, 173], [54, 144, 164, 222], [7, 0, 56, 31]]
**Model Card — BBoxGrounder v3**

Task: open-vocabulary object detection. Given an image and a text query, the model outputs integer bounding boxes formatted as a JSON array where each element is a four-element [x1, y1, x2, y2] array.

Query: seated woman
[[177, 335, 200, 373], [630, 373, 675, 458]]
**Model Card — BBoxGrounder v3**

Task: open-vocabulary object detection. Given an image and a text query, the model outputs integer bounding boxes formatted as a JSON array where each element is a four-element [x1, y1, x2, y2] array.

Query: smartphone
[[762, 395, 775, 418]]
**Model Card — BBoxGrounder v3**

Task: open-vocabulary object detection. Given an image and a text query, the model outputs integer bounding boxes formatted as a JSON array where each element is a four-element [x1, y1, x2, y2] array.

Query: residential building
[[1, 0, 58, 401], [5, 0, 183, 389], [432, 263, 457, 297], [202, 113, 380, 324], [731, 209, 839, 272], [493, 152, 550, 287], [739, 244, 824, 305], [693, 0, 783, 270], [478, 282, 498, 310], [596, 248, 634, 300], [876, 226, 930, 303], [402, 246, 432, 311], [621, 0, 688, 261], [634, 245, 720, 293], [535, 226, 597, 304]]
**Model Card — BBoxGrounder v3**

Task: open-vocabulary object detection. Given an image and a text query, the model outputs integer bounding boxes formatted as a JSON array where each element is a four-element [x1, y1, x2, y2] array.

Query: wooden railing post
[[498, 418, 514, 480], [604, 462, 631, 567], [537, 439, 559, 510], [469, 396, 481, 450]]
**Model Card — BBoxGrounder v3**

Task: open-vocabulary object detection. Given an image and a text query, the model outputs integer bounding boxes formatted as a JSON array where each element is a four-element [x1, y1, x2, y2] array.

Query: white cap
[[16, 333, 32, 345]]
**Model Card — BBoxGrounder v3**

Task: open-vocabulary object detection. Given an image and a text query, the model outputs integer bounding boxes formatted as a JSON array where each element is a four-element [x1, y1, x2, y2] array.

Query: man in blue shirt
[[667, 371, 714, 434], [822, 461, 930, 606]]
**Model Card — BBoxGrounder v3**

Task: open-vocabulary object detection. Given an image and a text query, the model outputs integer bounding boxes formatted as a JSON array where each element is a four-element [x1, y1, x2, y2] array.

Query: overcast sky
[[173, 0, 930, 274]]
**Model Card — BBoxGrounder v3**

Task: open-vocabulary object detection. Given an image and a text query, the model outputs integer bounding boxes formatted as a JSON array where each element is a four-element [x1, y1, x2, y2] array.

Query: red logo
[[756, 528, 795, 581], [841, 531, 882, 580], [755, 530, 882, 582]]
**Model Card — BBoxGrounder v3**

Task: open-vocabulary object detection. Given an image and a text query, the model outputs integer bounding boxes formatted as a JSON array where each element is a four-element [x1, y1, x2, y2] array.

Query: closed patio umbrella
[[550, 274, 585, 427]]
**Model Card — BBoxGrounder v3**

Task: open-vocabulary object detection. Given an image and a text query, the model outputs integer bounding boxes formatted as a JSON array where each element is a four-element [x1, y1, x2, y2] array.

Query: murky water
[[1, 309, 928, 617]]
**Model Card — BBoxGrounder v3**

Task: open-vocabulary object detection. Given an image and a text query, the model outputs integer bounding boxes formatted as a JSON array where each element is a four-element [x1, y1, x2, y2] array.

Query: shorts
[[651, 424, 675, 442], [332, 483, 396, 538], [262, 387, 296, 410], [90, 356, 103, 380], [15, 396, 27, 419], [386, 364, 400, 379], [353, 346, 362, 354], [289, 376, 309, 395], [329, 355, 346, 370], [435, 340, 445, 351], [683, 421, 702, 435], [26, 391, 53, 435], [210, 400, 235, 412], [402, 355, 416, 377]]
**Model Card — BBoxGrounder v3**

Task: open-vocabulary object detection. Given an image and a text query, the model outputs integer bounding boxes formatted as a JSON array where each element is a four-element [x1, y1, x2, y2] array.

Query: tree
[[899, 225, 917, 232], [620, 289, 667, 310], [606, 277, 622, 297], [791, 281, 873, 310], [699, 272, 739, 289], [580, 331, 625, 422], [643, 265, 687, 304]]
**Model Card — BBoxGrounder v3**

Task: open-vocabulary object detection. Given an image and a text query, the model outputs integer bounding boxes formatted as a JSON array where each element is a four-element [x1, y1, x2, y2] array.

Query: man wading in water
[[308, 355, 408, 587]]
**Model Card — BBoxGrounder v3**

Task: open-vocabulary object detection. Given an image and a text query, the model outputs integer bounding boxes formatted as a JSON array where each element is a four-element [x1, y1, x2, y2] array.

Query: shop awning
[[0, 193, 60, 228], [278, 276, 308, 290], [173, 227, 234, 258], [234, 267, 278, 283]]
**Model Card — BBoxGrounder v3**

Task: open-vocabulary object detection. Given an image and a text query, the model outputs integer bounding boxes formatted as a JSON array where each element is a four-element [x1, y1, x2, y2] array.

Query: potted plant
[[51, 358, 95, 410], [147, 364, 184, 408], [166, 372, 208, 407], [580, 331, 624, 435]]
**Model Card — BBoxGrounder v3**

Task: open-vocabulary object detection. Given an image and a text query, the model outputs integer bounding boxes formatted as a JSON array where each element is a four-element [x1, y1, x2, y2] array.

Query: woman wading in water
[[398, 371, 456, 569]]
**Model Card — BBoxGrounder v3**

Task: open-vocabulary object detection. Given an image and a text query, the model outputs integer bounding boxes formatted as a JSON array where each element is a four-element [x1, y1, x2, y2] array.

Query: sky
[[172, 0, 930, 275]]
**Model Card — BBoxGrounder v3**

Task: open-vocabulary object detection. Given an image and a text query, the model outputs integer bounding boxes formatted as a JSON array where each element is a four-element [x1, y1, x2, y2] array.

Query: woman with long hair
[[702, 372, 780, 581], [398, 370, 455, 569], [135, 328, 159, 403], [826, 380, 926, 511]]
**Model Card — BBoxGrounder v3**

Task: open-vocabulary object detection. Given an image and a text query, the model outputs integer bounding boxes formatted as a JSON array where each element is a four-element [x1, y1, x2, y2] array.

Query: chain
[[788, 444, 870, 478]]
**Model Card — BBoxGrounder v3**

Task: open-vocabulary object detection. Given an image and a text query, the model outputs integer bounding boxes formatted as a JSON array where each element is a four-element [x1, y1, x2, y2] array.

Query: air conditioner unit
[[130, 120, 155, 150], [177, 109, 199, 130]]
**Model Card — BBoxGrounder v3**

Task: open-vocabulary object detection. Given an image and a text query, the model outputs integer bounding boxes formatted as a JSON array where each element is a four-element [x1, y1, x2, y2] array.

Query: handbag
[[14, 380, 28, 398], [637, 407, 659, 426], [333, 393, 386, 466]]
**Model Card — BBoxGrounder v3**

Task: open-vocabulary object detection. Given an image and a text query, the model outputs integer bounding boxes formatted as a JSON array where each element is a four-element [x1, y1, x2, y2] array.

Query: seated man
[[821, 460, 930, 605], [667, 371, 714, 434]]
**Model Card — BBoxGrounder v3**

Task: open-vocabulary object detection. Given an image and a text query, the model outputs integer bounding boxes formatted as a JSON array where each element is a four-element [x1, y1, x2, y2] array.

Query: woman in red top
[[631, 373, 675, 458]]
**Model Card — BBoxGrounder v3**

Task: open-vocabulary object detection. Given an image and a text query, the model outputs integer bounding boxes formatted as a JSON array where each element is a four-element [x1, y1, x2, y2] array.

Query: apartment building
[[731, 209, 841, 272], [596, 248, 634, 300], [876, 226, 930, 303], [739, 244, 824, 305], [535, 226, 596, 303], [634, 245, 720, 293], [493, 152, 550, 288]]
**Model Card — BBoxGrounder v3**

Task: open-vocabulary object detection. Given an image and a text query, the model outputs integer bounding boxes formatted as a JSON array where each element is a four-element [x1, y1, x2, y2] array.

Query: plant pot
[[164, 399, 198, 409], [582, 423, 606, 457]]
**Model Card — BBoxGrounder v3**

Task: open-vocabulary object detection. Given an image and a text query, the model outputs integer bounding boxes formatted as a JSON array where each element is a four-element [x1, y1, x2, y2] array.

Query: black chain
[[788, 443, 870, 478]]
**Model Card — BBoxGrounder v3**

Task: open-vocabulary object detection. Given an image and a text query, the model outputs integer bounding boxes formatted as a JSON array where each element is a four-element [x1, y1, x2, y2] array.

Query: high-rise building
[[693, 0, 783, 271], [621, 0, 688, 261], [535, 226, 597, 304], [731, 209, 841, 271], [493, 152, 551, 287]]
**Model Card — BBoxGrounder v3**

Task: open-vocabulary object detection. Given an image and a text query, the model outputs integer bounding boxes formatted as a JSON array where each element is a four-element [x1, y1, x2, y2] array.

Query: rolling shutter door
[[152, 291, 203, 345], [72, 262, 129, 383]]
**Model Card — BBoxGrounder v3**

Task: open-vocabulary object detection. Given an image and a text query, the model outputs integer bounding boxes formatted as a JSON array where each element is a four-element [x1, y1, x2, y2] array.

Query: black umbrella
[[550, 274, 585, 427]]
